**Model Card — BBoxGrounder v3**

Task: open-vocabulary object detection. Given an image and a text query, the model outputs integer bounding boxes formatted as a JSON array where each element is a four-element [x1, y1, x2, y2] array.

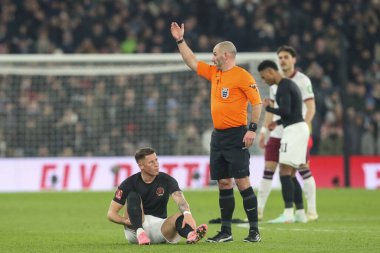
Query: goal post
[[0, 53, 276, 157]]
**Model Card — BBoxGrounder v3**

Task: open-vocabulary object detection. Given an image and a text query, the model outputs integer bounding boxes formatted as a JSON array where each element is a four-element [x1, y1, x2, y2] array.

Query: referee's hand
[[243, 131, 256, 148]]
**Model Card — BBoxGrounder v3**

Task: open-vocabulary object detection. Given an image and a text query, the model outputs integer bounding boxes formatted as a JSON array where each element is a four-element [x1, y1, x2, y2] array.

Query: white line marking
[[236, 224, 380, 233]]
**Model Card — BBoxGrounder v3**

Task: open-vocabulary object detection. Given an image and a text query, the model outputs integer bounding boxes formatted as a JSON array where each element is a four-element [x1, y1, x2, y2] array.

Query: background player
[[258, 60, 310, 224], [257, 46, 318, 222]]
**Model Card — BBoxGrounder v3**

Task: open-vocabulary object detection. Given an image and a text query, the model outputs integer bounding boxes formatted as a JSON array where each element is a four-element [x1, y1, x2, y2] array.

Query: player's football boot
[[267, 214, 294, 224], [186, 224, 208, 244], [243, 230, 261, 243], [307, 212, 319, 221], [294, 211, 308, 223], [137, 231, 150, 245], [206, 230, 233, 243]]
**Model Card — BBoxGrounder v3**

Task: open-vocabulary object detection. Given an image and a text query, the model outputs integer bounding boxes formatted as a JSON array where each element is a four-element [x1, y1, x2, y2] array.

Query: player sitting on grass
[[107, 147, 207, 245]]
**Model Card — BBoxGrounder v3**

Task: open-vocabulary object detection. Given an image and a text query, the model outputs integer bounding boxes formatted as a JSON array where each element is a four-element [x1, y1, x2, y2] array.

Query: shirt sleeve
[[239, 71, 262, 106], [197, 61, 212, 81], [112, 180, 130, 205], [165, 174, 181, 194], [299, 75, 314, 101], [265, 85, 291, 117]]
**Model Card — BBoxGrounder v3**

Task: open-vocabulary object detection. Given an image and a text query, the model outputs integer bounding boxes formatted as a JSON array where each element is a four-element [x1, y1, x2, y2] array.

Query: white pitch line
[[236, 224, 380, 233]]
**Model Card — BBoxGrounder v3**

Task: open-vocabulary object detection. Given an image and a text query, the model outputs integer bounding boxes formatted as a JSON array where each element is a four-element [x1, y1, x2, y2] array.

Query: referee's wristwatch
[[248, 122, 258, 132]]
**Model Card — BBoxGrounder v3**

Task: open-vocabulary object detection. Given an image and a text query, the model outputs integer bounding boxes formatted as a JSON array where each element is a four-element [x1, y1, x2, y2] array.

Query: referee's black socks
[[240, 187, 259, 233]]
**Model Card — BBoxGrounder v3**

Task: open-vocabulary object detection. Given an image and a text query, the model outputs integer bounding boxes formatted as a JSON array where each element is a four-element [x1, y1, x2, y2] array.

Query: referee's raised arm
[[170, 22, 198, 72]]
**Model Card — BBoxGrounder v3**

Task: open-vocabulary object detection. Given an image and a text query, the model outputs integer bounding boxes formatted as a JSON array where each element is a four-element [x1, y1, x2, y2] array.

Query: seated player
[[107, 147, 207, 245]]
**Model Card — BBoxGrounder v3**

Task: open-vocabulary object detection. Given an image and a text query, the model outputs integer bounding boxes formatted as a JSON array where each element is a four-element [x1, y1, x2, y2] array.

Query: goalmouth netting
[[0, 53, 276, 157]]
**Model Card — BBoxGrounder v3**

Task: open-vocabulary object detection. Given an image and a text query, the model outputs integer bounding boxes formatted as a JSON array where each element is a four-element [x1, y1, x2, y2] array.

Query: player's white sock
[[303, 176, 317, 214], [258, 178, 273, 212], [136, 228, 145, 237]]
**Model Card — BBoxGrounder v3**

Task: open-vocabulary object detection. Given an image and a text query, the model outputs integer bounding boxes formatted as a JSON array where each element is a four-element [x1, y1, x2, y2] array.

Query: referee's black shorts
[[210, 126, 250, 180]]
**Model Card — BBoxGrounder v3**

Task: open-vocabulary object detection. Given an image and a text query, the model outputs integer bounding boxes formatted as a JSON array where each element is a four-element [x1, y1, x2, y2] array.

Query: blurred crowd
[[0, 0, 379, 156]]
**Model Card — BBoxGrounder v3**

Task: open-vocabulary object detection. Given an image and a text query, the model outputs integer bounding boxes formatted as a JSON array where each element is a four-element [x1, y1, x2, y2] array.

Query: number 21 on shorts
[[280, 143, 287, 153]]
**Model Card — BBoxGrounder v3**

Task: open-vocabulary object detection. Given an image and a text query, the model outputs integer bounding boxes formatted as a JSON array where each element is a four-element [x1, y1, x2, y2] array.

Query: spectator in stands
[[0, 0, 379, 157], [319, 123, 344, 155], [175, 123, 205, 155]]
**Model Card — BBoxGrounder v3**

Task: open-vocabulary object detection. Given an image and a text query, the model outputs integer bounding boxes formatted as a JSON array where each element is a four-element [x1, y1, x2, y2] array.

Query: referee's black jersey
[[266, 78, 304, 128], [113, 172, 180, 218]]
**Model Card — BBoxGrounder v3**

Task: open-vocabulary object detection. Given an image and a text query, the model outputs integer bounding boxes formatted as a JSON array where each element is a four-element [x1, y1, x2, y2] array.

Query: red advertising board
[[0, 156, 379, 192], [350, 156, 380, 189], [309, 156, 344, 188]]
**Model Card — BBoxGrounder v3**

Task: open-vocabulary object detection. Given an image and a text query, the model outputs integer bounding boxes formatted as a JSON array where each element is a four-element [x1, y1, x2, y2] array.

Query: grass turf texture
[[0, 189, 379, 253]]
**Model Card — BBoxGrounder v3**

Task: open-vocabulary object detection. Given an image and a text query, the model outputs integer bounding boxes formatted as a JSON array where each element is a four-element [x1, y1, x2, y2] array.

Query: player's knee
[[218, 178, 234, 189], [235, 177, 251, 191]]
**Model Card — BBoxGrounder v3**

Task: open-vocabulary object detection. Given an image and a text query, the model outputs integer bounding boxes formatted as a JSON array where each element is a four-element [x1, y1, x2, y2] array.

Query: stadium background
[[0, 0, 379, 190]]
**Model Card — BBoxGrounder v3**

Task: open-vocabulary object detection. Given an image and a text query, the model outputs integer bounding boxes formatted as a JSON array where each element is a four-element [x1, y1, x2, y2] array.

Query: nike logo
[[247, 207, 256, 211]]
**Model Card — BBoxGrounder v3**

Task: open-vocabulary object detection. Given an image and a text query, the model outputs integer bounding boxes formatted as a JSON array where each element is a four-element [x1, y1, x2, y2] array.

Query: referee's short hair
[[135, 147, 155, 163], [257, 60, 279, 72]]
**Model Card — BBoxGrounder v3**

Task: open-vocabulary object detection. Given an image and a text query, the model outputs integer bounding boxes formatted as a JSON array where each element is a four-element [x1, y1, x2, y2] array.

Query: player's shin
[[127, 191, 143, 229], [258, 169, 275, 218], [175, 215, 193, 238], [240, 187, 259, 233]]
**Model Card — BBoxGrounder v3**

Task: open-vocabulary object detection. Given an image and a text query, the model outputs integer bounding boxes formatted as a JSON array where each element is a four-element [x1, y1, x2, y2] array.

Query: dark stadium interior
[[0, 0, 379, 157]]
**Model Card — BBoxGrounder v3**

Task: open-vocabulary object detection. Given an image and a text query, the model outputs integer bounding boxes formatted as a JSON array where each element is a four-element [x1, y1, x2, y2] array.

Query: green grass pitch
[[0, 189, 379, 253]]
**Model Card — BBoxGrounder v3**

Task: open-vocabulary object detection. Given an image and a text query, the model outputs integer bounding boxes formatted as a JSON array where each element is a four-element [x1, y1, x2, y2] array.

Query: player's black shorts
[[210, 126, 250, 180]]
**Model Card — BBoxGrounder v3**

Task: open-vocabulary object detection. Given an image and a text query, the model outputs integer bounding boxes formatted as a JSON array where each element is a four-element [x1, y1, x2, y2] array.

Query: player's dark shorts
[[210, 126, 250, 180], [264, 136, 312, 162]]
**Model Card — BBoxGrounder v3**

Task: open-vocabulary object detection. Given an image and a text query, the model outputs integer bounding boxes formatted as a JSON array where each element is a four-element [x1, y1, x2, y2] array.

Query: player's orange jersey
[[197, 61, 262, 130]]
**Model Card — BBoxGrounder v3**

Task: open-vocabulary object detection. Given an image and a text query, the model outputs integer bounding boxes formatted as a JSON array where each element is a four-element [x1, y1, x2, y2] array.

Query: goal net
[[0, 53, 276, 157]]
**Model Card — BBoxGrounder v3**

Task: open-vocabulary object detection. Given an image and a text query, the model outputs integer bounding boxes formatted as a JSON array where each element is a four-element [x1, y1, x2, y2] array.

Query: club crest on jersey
[[115, 189, 123, 200], [156, 187, 164, 196], [221, 88, 229, 99]]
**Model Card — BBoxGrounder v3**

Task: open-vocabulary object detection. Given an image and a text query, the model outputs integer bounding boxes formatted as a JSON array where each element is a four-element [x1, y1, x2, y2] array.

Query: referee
[[171, 22, 262, 243]]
